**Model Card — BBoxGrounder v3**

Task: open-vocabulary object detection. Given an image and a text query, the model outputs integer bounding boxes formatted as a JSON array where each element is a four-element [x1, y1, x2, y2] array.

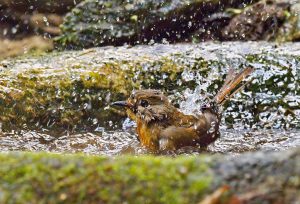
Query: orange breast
[[136, 120, 159, 150]]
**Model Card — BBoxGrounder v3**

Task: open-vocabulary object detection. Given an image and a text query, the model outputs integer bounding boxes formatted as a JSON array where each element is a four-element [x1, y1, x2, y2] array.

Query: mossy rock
[[0, 152, 213, 204], [1, 0, 83, 13], [221, 0, 289, 41], [0, 43, 299, 131], [55, 0, 254, 49], [277, 3, 300, 42], [0, 148, 300, 203]]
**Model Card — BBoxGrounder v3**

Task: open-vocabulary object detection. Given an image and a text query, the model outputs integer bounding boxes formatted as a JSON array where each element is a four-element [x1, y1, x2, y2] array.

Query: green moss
[[0, 44, 299, 131], [0, 152, 213, 204], [0, 55, 187, 131]]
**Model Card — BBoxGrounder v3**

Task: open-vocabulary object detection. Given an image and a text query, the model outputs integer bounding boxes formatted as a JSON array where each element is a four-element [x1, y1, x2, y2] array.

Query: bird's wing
[[159, 126, 199, 150]]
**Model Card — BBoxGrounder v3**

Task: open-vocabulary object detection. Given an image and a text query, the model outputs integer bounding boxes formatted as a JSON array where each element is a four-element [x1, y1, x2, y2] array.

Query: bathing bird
[[112, 67, 253, 151]]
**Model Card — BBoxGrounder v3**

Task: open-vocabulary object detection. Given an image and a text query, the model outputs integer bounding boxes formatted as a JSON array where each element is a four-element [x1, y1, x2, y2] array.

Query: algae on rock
[[0, 43, 299, 131], [0, 148, 300, 203], [0, 48, 189, 131], [0, 152, 213, 204]]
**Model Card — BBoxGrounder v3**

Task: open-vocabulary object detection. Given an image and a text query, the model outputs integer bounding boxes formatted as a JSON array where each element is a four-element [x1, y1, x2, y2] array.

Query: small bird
[[112, 67, 253, 152]]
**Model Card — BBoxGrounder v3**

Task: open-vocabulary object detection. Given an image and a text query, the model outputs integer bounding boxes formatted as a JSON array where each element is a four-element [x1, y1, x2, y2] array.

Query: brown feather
[[214, 67, 254, 104], [114, 67, 254, 151]]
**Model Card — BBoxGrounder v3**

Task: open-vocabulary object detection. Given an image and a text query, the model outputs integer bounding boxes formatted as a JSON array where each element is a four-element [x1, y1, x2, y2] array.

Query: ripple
[[1, 128, 299, 156]]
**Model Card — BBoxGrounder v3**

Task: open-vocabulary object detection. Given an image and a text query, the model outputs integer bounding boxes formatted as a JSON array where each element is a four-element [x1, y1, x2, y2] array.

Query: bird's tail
[[214, 67, 254, 105]]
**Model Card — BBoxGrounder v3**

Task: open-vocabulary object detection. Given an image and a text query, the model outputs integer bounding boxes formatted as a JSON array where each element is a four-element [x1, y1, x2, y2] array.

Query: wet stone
[[0, 42, 299, 155], [222, 0, 289, 41], [55, 0, 255, 49]]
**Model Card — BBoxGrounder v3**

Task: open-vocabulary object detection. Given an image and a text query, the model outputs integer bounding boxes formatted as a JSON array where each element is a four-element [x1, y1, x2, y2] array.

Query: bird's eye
[[140, 99, 149, 107]]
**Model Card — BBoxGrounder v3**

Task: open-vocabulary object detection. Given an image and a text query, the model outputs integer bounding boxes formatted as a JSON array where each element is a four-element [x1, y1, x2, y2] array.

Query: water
[[1, 42, 299, 130], [0, 128, 299, 155], [0, 42, 299, 155]]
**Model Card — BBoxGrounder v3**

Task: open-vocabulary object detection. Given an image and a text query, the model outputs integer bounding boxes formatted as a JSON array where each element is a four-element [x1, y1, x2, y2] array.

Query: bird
[[112, 67, 253, 152]]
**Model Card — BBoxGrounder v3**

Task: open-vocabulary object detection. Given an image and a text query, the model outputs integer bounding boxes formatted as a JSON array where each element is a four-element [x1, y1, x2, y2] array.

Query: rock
[[277, 2, 300, 42], [0, 5, 31, 39], [0, 6, 64, 38], [222, 0, 290, 40], [24, 13, 63, 36], [0, 148, 299, 203], [0, 0, 79, 41], [0, 0, 83, 14], [0, 10, 63, 41], [55, 0, 255, 49], [189, 12, 233, 42], [0, 36, 53, 59], [212, 148, 300, 203], [0, 42, 299, 131]]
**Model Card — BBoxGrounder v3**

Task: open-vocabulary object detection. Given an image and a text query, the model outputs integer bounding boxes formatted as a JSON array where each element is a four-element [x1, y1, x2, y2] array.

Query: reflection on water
[[1, 128, 299, 156]]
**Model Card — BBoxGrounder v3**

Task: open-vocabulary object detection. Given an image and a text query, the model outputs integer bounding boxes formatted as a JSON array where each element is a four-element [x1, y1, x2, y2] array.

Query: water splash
[[0, 42, 300, 155], [0, 129, 299, 156]]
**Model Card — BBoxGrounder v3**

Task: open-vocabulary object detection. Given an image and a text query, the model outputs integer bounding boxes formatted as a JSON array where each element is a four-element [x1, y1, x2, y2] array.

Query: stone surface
[[0, 42, 299, 131], [222, 0, 289, 40], [0, 148, 299, 203], [0, 0, 83, 13], [55, 0, 255, 49], [0, 36, 53, 59], [277, 2, 300, 42]]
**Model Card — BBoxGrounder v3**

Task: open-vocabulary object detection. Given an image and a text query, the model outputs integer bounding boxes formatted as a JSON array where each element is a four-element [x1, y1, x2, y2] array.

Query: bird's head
[[112, 89, 175, 123]]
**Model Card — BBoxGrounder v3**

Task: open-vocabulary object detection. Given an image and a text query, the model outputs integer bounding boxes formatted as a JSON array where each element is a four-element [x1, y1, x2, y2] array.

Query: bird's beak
[[111, 101, 132, 108]]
